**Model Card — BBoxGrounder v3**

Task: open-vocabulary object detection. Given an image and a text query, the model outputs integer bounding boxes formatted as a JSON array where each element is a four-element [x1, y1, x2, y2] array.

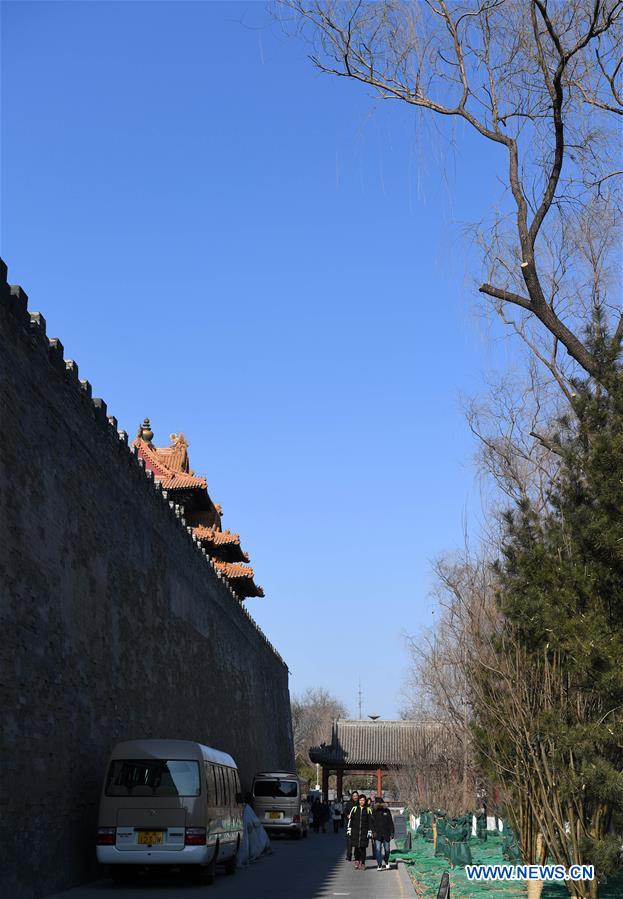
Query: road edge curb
[[396, 859, 419, 896]]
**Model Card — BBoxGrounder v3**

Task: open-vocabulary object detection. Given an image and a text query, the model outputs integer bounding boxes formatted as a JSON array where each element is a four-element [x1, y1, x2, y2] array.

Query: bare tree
[[465, 363, 564, 514], [408, 548, 621, 899], [392, 738, 474, 816], [291, 687, 348, 765], [278, 0, 623, 393], [406, 553, 556, 892]]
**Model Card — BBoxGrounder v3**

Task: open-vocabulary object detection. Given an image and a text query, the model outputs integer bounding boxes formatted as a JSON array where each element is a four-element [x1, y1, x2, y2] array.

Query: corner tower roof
[[132, 419, 264, 599]]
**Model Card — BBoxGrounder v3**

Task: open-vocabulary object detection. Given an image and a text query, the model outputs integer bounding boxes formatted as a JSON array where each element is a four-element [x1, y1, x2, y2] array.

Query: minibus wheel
[[203, 844, 217, 884]]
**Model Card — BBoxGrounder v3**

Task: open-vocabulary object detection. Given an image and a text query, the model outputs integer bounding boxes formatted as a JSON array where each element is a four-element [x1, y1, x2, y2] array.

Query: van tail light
[[185, 827, 207, 846], [97, 827, 116, 845], [293, 815, 301, 824]]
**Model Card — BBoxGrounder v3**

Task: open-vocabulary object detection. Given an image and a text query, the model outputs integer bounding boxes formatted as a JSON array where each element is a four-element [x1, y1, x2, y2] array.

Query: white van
[[96, 739, 243, 883], [252, 772, 308, 839]]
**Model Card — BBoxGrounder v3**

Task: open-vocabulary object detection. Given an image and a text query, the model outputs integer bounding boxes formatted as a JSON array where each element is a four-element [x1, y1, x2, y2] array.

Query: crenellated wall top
[[0, 257, 287, 669]]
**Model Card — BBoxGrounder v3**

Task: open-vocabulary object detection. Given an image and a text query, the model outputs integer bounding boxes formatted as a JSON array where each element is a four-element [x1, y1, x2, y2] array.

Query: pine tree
[[478, 341, 623, 897]]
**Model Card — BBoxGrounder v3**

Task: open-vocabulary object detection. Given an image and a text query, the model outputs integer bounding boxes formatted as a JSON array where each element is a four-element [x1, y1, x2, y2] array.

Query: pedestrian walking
[[320, 798, 330, 833], [339, 795, 346, 828], [331, 798, 343, 833], [343, 790, 359, 860], [347, 794, 373, 869], [372, 796, 395, 870], [311, 797, 322, 834]]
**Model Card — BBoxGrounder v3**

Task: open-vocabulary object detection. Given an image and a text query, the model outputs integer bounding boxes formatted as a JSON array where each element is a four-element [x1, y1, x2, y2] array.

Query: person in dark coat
[[343, 790, 359, 860], [372, 797, 395, 869], [311, 798, 322, 833], [331, 798, 343, 833], [347, 794, 373, 869], [320, 799, 330, 833]]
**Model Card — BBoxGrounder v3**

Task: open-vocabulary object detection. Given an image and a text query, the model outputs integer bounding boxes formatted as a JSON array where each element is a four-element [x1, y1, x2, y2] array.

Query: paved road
[[46, 830, 414, 899]]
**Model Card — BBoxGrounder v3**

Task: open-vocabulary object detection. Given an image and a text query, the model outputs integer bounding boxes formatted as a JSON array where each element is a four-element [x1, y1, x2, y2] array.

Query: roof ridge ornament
[[137, 417, 154, 444]]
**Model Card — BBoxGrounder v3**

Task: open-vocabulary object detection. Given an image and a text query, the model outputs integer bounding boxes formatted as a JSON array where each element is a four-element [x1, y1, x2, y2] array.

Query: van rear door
[[105, 758, 199, 852], [253, 778, 299, 824]]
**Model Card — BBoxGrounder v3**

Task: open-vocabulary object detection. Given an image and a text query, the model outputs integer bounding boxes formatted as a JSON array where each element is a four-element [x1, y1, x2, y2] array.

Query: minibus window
[[105, 759, 200, 797], [253, 779, 298, 798], [226, 768, 235, 803], [210, 764, 219, 804], [227, 768, 236, 802], [218, 767, 228, 805]]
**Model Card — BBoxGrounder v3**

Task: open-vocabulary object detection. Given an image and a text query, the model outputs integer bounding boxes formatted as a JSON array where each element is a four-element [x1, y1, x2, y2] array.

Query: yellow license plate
[[138, 831, 164, 845], [268, 812, 283, 820]]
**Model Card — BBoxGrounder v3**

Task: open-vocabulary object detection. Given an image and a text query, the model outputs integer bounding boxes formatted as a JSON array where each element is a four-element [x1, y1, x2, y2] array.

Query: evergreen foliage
[[474, 340, 623, 895]]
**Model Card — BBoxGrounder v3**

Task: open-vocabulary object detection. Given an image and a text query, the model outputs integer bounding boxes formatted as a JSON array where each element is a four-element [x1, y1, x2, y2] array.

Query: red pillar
[[336, 769, 343, 800], [322, 767, 329, 803], [376, 768, 383, 797]]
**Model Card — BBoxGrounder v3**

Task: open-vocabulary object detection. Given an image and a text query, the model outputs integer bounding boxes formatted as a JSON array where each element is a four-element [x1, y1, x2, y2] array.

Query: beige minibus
[[96, 739, 243, 883], [251, 771, 308, 839]]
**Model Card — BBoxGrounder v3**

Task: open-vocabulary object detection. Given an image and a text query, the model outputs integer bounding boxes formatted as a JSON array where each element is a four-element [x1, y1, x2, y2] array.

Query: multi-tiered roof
[[133, 419, 264, 599]]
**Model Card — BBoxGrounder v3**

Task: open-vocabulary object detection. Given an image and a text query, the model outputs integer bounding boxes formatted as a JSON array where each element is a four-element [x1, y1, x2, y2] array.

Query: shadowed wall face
[[0, 266, 294, 899]]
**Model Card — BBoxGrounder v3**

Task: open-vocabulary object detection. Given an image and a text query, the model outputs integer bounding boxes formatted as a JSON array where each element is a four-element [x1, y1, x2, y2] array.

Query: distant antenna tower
[[358, 679, 362, 719]]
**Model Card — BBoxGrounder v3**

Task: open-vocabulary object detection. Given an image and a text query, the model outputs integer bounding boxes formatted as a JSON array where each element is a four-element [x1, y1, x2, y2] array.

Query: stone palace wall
[[0, 260, 294, 898]]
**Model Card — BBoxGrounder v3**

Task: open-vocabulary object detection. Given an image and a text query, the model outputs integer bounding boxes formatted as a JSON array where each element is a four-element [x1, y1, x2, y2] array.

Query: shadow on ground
[[46, 829, 364, 899]]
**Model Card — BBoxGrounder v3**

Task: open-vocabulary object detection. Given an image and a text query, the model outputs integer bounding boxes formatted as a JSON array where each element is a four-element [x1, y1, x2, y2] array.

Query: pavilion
[[309, 719, 444, 801]]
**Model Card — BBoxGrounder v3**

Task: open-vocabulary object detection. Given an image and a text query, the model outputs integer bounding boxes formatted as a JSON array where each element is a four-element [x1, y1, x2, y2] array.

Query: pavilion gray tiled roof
[[308, 719, 446, 767]]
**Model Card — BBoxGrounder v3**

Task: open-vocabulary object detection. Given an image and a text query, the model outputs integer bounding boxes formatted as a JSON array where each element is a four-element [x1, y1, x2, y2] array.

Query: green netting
[[446, 818, 473, 867], [392, 818, 623, 898], [434, 816, 449, 857], [541, 870, 623, 898], [418, 809, 434, 842], [476, 811, 487, 841], [449, 840, 473, 866], [502, 828, 522, 863], [391, 833, 527, 896]]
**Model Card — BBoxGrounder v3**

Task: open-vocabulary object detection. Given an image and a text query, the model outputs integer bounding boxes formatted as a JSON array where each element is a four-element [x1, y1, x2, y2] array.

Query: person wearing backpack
[[343, 790, 359, 861], [347, 794, 372, 869]]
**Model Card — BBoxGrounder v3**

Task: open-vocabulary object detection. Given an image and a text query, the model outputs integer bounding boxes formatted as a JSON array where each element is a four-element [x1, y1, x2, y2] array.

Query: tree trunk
[[528, 882, 544, 899], [526, 833, 544, 899]]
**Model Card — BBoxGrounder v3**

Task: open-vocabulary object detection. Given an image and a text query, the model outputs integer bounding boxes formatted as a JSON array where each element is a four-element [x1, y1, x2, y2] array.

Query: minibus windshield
[[105, 759, 200, 797], [253, 779, 298, 798]]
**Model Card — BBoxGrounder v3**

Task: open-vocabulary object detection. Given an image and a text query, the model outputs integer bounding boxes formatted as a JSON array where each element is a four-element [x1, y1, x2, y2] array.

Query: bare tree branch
[[278, 0, 623, 391]]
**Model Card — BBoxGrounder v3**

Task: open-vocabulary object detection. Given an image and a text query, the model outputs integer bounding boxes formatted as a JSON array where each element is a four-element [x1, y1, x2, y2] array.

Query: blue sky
[[1, 1, 512, 719]]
